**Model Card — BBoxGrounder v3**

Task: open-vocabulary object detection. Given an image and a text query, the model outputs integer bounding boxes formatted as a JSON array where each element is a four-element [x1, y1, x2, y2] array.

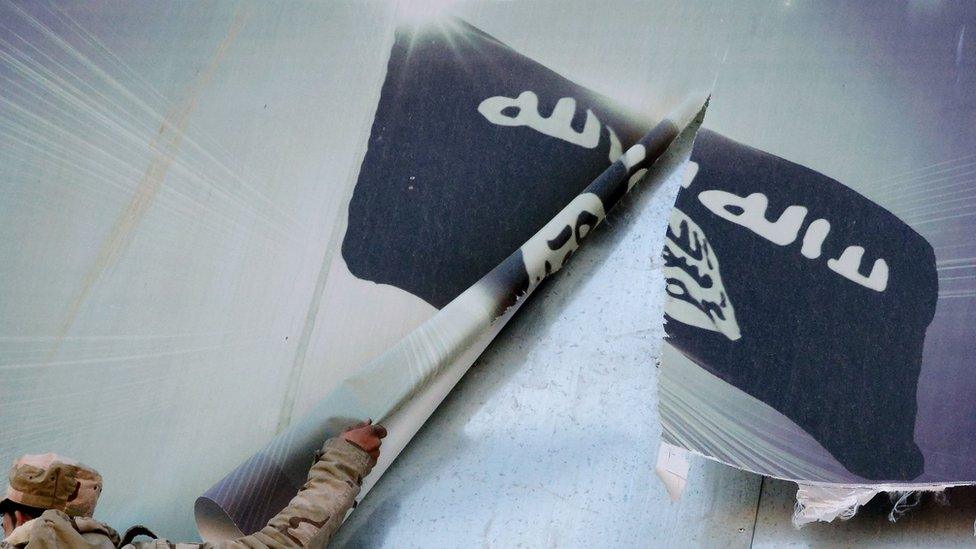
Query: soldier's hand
[[342, 419, 387, 462]]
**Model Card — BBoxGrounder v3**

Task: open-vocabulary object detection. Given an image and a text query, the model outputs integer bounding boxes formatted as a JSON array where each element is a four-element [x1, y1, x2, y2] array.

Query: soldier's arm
[[243, 435, 375, 547], [223, 421, 385, 549], [122, 422, 385, 549]]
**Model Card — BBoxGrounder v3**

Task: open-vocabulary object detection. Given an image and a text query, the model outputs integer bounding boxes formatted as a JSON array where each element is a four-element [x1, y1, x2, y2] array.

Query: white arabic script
[[697, 189, 889, 292], [478, 91, 600, 149]]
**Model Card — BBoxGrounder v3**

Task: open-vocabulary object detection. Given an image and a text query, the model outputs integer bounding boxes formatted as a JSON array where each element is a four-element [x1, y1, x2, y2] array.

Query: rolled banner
[[195, 96, 708, 539]]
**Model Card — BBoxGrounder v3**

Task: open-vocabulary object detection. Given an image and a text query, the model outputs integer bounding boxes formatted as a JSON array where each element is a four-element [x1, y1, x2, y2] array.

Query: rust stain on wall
[[49, 8, 248, 360]]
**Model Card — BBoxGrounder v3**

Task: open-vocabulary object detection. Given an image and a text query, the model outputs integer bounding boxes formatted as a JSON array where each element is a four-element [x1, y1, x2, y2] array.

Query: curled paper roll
[[195, 96, 708, 539]]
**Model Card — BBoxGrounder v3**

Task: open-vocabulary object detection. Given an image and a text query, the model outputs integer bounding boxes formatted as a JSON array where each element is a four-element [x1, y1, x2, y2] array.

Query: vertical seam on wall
[[748, 475, 765, 548], [273, 6, 399, 434]]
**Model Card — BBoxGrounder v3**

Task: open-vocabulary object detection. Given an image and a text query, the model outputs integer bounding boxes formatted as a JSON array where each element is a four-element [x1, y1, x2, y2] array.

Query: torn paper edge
[[655, 342, 968, 526]]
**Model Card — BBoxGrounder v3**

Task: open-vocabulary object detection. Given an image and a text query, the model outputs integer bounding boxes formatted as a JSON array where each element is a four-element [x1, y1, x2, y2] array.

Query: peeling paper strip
[[196, 91, 707, 538]]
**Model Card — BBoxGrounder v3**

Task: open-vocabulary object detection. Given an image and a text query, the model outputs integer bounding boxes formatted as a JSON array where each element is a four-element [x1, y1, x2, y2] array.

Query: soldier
[[0, 420, 386, 548]]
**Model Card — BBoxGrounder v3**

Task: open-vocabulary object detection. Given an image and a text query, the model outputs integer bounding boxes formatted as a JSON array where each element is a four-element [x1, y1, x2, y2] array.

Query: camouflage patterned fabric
[[1, 438, 372, 549], [2, 454, 102, 518]]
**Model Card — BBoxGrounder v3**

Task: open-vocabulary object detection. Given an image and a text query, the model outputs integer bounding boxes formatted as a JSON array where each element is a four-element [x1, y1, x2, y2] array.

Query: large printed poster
[[658, 2, 976, 520], [196, 18, 702, 537], [4, 0, 975, 541], [2, 2, 692, 538]]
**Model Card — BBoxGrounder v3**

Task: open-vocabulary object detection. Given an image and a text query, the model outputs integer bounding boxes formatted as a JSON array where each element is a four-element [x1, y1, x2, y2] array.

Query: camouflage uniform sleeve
[[121, 438, 373, 549], [230, 437, 374, 548]]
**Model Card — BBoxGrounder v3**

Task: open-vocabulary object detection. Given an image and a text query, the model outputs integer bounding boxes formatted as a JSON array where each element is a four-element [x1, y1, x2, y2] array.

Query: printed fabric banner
[[195, 17, 705, 538]]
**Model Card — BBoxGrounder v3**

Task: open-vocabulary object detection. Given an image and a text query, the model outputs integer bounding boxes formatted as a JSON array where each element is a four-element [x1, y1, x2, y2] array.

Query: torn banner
[[196, 17, 705, 539], [659, 127, 976, 521]]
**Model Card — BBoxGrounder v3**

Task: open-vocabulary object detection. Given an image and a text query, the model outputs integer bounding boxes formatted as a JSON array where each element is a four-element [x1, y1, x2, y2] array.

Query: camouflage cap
[[2, 453, 102, 517]]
